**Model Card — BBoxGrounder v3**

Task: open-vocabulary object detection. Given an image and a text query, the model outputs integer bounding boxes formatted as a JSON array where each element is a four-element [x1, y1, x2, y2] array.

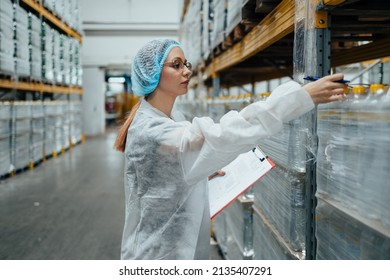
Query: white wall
[[82, 67, 106, 136], [82, 36, 177, 67], [80, 0, 182, 135], [81, 0, 181, 24], [80, 0, 182, 67]]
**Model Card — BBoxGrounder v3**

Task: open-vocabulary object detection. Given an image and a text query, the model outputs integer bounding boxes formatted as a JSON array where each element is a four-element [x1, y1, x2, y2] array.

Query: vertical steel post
[[212, 73, 220, 98], [304, 1, 331, 260]]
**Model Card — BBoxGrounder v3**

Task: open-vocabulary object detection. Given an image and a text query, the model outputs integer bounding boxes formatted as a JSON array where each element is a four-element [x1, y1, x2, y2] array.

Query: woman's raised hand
[[303, 73, 348, 104]]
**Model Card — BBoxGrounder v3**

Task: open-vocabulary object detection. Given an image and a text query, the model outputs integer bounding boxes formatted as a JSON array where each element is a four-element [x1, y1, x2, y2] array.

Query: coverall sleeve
[[167, 81, 315, 184]]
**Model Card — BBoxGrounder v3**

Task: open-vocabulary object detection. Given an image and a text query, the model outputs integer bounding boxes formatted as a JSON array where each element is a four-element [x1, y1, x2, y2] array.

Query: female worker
[[114, 39, 346, 260]]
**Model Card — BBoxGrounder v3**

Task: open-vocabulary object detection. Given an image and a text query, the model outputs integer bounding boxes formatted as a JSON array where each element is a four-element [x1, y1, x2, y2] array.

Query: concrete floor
[[0, 127, 224, 260]]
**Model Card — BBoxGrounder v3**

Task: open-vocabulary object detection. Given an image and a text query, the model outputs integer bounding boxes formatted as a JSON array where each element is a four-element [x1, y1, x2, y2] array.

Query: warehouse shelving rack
[[0, 0, 83, 97], [20, 0, 82, 43], [200, 0, 390, 86], [0, 0, 84, 179], [181, 0, 390, 259], [0, 79, 82, 95]]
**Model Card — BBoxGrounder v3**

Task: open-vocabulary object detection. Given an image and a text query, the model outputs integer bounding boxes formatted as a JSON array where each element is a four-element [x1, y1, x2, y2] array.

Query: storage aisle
[[0, 129, 125, 260], [0, 127, 224, 260]]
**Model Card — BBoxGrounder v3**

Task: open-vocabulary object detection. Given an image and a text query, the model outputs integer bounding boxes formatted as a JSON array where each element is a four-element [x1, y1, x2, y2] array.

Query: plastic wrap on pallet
[[197, 99, 209, 117], [0, 31, 14, 55], [207, 93, 251, 122], [253, 166, 306, 252], [60, 35, 71, 85], [31, 101, 44, 119], [0, 2, 14, 32], [201, 0, 211, 60], [0, 136, 11, 176], [224, 197, 254, 259], [13, 134, 30, 170], [31, 118, 44, 134], [210, 0, 226, 50], [316, 198, 390, 260], [43, 0, 61, 18], [13, 106, 31, 138], [53, 0, 64, 21], [12, 102, 31, 170], [31, 141, 43, 163], [69, 39, 75, 85], [0, 2, 14, 75], [0, 0, 14, 34], [180, 0, 202, 67], [174, 99, 196, 121], [44, 129, 54, 156], [0, 118, 11, 138], [44, 101, 59, 155], [260, 115, 311, 172], [0, 101, 11, 120], [29, 12, 41, 48], [13, 102, 32, 120], [225, 225, 249, 260], [29, 12, 42, 80], [293, 0, 318, 83], [61, 103, 70, 149], [207, 98, 228, 122], [69, 101, 82, 144], [31, 102, 44, 163], [71, 0, 82, 33], [0, 51, 14, 75], [230, 95, 251, 110], [0, 102, 11, 176], [52, 103, 64, 152], [69, 38, 82, 86], [226, 0, 243, 36], [41, 22, 54, 82], [253, 207, 301, 260], [46, 0, 81, 33], [52, 29, 61, 84], [42, 0, 54, 14], [74, 42, 82, 86], [316, 93, 390, 229], [175, 97, 213, 120], [62, 0, 70, 27], [31, 124, 44, 163], [14, 118, 30, 135], [213, 210, 228, 257], [14, 4, 30, 78]]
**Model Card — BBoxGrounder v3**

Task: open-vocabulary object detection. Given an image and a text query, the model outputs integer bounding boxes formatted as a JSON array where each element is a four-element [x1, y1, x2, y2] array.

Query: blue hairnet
[[131, 39, 181, 96]]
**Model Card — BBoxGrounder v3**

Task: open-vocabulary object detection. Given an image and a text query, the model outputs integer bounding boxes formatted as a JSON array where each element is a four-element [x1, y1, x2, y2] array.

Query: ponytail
[[114, 100, 142, 152]]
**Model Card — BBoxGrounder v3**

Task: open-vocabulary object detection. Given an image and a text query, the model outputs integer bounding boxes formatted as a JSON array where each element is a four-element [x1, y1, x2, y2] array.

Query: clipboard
[[208, 146, 275, 219]]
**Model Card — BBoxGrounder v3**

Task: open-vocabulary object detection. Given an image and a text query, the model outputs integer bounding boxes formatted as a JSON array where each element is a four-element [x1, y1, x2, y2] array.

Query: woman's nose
[[183, 67, 192, 77]]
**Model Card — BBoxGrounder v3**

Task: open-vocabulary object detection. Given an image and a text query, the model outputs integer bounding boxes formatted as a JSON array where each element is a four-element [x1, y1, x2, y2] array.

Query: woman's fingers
[[303, 73, 348, 104], [325, 73, 344, 82], [328, 94, 344, 102], [208, 170, 226, 180]]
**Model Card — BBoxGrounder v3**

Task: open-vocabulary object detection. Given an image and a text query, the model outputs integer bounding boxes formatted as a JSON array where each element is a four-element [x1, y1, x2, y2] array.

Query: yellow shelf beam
[[332, 37, 390, 67], [205, 0, 295, 79], [322, 0, 346, 6], [21, 0, 82, 43], [0, 79, 83, 95], [203, 0, 352, 80]]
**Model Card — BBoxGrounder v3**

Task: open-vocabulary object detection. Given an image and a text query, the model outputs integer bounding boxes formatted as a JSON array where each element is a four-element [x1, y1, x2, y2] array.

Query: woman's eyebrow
[[170, 57, 186, 61]]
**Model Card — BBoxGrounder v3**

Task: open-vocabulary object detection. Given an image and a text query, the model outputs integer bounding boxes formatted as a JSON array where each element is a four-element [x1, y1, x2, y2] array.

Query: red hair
[[114, 100, 141, 152]]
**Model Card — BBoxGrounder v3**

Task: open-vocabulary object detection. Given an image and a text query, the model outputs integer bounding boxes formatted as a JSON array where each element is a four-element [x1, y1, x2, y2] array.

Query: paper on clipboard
[[208, 146, 275, 219]]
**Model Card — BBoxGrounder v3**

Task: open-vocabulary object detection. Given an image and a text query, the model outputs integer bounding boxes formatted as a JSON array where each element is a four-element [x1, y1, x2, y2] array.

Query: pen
[[304, 76, 350, 83]]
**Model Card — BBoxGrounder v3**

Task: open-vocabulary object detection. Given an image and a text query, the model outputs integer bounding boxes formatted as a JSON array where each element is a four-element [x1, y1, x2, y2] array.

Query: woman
[[114, 38, 346, 260]]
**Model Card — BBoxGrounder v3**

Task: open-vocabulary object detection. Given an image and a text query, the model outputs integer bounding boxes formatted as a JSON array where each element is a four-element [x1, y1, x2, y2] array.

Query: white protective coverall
[[121, 81, 315, 260]]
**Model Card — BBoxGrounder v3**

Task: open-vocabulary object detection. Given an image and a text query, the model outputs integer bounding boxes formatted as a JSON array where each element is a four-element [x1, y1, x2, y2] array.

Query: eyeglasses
[[163, 58, 192, 72]]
